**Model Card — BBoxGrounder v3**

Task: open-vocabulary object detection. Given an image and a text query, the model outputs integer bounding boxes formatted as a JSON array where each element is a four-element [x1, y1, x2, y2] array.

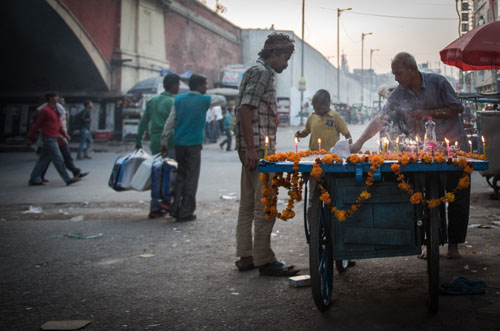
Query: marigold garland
[[261, 150, 480, 222]]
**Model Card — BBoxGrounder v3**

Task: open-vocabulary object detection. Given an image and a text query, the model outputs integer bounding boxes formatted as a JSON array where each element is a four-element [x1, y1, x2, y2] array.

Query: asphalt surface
[[1, 124, 499, 330]]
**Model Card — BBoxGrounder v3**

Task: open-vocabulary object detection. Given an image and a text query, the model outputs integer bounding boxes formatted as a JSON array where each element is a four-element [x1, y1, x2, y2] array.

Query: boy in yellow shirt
[[296, 90, 355, 270], [295, 89, 352, 150]]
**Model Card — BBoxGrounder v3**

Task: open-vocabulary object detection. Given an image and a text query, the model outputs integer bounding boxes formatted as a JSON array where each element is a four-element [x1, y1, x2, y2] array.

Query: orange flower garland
[[261, 150, 480, 222]]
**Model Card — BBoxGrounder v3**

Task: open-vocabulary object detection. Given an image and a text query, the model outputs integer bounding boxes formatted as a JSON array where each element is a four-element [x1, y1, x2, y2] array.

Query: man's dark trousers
[[172, 145, 202, 219], [42, 143, 81, 178], [438, 171, 471, 244]]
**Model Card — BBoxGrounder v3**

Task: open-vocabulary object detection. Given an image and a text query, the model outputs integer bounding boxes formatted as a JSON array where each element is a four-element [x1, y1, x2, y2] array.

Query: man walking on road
[[76, 100, 93, 160], [161, 74, 225, 222], [26, 92, 80, 186], [234, 33, 299, 276], [136, 73, 180, 218], [219, 108, 232, 151], [350, 52, 469, 259], [39, 97, 89, 182]]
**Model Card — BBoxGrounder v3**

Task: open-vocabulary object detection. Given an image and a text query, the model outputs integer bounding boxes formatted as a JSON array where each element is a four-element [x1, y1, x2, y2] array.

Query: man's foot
[[76, 171, 89, 178], [258, 260, 299, 277], [149, 211, 167, 219], [447, 244, 462, 259], [76, 156, 83, 160], [235, 256, 254, 271], [176, 214, 196, 222], [42, 179, 49, 183], [219, 143, 223, 150], [418, 247, 427, 260], [29, 181, 44, 186], [66, 177, 81, 186], [84, 155, 92, 159]]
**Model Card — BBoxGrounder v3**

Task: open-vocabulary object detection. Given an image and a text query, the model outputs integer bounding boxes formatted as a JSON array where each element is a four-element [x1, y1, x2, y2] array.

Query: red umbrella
[[440, 21, 500, 71]]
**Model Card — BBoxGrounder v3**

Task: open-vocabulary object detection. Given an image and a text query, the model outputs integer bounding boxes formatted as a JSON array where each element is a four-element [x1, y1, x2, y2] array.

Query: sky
[[204, 0, 463, 76]]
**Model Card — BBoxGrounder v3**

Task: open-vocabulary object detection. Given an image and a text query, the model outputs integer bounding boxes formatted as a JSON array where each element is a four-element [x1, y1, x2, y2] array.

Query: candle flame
[[481, 136, 485, 143], [396, 136, 399, 143], [415, 136, 419, 142], [468, 140, 472, 145], [265, 136, 269, 144], [455, 141, 458, 147], [384, 137, 389, 144], [294, 137, 298, 144], [444, 138, 449, 144], [318, 138, 321, 144]]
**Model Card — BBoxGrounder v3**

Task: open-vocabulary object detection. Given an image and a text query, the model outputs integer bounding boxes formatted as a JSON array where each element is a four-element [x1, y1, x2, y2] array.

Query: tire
[[426, 181, 440, 314], [309, 198, 334, 312]]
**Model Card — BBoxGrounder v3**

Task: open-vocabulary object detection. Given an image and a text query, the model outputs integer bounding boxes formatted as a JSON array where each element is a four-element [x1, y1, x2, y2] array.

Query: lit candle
[[377, 139, 380, 154], [382, 137, 388, 159], [396, 136, 400, 155], [318, 138, 322, 152], [264, 136, 269, 158], [468, 140, 472, 154], [410, 141, 415, 157], [295, 136, 298, 153], [415, 136, 420, 155], [482, 136, 486, 157], [444, 138, 450, 159]]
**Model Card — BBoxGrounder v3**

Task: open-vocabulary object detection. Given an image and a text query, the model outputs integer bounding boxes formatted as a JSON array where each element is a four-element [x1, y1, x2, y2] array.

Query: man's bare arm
[[350, 114, 388, 152], [239, 104, 259, 171]]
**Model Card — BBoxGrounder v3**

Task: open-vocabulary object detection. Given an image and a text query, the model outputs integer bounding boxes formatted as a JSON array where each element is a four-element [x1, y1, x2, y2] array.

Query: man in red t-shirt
[[26, 92, 80, 186]]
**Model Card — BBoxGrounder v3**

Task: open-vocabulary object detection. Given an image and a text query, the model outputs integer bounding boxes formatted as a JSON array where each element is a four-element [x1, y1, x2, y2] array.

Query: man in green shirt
[[136, 73, 180, 218]]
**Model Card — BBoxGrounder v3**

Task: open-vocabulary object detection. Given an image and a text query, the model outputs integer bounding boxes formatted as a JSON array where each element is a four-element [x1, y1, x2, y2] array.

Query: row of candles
[[264, 135, 486, 159]]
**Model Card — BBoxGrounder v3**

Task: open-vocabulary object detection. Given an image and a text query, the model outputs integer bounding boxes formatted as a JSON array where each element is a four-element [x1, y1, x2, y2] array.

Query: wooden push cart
[[258, 159, 488, 313]]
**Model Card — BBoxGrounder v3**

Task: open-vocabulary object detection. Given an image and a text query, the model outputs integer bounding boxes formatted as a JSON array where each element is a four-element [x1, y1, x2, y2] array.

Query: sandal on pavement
[[259, 260, 299, 277], [235, 256, 254, 271]]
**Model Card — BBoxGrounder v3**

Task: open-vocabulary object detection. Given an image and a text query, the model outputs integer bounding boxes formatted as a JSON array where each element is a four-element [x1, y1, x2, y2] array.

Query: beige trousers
[[236, 151, 276, 266]]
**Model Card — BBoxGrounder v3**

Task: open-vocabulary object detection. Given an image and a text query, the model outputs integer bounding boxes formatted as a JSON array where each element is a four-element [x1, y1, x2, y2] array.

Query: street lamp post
[[361, 32, 372, 106], [337, 7, 351, 103], [369, 48, 379, 111], [300, 0, 305, 125]]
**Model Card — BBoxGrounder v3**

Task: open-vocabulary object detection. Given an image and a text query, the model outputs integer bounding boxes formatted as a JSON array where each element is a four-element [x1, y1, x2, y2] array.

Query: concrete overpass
[[0, 0, 115, 97]]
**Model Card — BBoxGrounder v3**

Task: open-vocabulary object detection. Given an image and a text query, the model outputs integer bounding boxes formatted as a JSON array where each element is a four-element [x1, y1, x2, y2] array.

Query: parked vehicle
[[277, 97, 291, 126], [332, 103, 351, 124]]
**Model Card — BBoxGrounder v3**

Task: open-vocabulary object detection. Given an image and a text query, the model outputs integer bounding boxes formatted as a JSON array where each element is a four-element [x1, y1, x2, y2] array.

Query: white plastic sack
[[331, 140, 351, 159], [130, 154, 161, 191], [120, 149, 151, 190]]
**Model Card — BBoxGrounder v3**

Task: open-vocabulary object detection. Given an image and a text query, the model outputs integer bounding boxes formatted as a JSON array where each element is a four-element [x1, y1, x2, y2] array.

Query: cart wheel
[[309, 200, 334, 311], [426, 186, 440, 314], [335, 260, 349, 274]]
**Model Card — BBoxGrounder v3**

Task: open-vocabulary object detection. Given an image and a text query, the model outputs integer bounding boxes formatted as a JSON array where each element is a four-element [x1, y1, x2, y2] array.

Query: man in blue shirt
[[351, 52, 469, 259], [161, 74, 225, 222]]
